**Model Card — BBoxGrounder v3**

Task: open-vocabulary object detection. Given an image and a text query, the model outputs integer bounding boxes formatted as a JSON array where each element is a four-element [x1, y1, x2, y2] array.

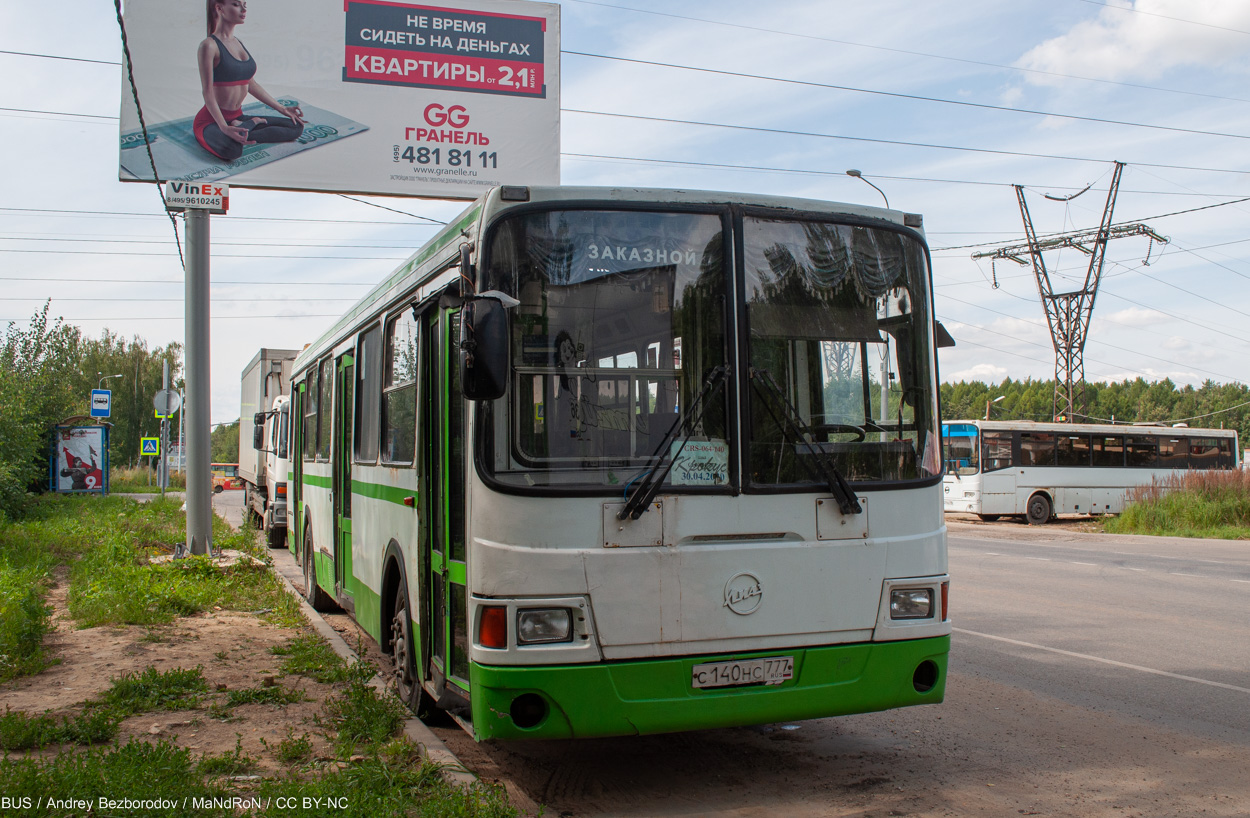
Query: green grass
[[93, 665, 209, 717], [265, 728, 313, 765], [1107, 470, 1250, 538], [0, 707, 121, 751], [322, 671, 409, 756], [224, 684, 306, 708], [109, 465, 187, 494], [198, 736, 259, 777], [270, 635, 353, 684]]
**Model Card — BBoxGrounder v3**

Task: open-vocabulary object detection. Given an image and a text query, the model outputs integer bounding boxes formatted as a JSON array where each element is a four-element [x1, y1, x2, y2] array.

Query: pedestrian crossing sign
[[140, 437, 160, 456]]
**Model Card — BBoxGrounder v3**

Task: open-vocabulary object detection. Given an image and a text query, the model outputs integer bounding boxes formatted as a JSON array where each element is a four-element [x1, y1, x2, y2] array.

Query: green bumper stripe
[[470, 636, 949, 741], [352, 479, 416, 507]]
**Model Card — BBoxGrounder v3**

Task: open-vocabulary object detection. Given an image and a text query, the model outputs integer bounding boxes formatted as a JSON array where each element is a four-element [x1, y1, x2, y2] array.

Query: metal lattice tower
[[972, 162, 1167, 422]]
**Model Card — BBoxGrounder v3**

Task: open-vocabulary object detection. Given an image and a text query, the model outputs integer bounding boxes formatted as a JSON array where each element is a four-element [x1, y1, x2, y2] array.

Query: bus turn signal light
[[941, 581, 950, 621], [479, 606, 507, 649]]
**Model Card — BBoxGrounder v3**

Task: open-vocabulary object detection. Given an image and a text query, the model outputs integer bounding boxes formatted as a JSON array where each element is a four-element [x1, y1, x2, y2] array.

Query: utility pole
[[971, 162, 1167, 422]]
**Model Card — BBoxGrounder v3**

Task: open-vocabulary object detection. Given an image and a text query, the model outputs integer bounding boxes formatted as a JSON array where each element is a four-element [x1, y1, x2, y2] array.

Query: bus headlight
[[516, 608, 572, 644], [890, 589, 933, 620]]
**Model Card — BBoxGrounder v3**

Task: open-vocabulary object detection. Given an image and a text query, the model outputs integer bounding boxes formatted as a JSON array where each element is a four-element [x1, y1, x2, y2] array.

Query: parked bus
[[942, 419, 1239, 524], [288, 186, 951, 740]]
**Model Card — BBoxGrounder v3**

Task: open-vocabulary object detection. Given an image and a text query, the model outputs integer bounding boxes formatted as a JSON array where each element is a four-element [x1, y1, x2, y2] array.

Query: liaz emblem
[[724, 572, 763, 615]]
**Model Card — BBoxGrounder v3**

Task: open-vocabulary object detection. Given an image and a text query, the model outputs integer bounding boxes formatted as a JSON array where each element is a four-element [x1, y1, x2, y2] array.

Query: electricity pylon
[[972, 162, 1167, 422]]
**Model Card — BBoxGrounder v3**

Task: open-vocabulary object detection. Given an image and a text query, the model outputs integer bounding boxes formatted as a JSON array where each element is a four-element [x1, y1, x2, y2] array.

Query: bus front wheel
[[1026, 494, 1053, 525], [977, 514, 1001, 523]]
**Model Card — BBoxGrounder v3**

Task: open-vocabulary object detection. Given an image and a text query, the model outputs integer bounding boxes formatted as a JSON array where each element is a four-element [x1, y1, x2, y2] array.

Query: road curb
[[267, 547, 477, 788]]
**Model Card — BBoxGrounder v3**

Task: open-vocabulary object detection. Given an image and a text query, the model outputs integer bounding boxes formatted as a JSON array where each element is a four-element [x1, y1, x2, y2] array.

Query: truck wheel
[[302, 528, 334, 612], [266, 526, 285, 550], [1026, 494, 1053, 526]]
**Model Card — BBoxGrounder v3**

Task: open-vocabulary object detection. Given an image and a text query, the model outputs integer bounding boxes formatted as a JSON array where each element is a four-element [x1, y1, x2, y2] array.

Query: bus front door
[[421, 308, 469, 707], [334, 353, 355, 610]]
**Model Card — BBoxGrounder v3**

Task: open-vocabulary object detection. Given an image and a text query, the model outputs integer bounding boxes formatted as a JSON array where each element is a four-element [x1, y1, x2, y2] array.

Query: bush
[[1108, 470, 1250, 537]]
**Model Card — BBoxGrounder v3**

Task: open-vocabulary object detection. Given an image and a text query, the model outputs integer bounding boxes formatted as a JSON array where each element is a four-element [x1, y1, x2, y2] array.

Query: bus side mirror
[[460, 296, 510, 401], [253, 425, 266, 451]]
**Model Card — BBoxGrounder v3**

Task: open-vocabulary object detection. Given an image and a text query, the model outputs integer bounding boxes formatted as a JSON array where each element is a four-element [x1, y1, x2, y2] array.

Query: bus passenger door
[[421, 307, 469, 706], [334, 352, 355, 608]]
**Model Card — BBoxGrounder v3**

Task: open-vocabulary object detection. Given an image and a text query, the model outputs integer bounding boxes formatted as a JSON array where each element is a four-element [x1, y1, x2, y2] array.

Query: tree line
[[941, 378, 1250, 443], [1, 304, 181, 518]]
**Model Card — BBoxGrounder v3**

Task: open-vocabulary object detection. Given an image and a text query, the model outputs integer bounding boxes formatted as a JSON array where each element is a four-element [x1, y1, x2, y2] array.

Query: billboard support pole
[[184, 209, 213, 557], [160, 359, 169, 497]]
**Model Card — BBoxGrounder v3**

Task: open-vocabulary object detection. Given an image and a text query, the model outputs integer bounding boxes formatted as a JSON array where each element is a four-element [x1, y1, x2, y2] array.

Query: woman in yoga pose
[[195, 0, 304, 161]]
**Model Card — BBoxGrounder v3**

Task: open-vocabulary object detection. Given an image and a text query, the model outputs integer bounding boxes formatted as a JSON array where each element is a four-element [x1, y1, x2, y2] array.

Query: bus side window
[[1020, 433, 1056, 467], [317, 358, 333, 462], [382, 311, 418, 465], [303, 370, 318, 462], [1092, 435, 1124, 467], [1125, 436, 1157, 468], [1056, 434, 1091, 467], [355, 324, 382, 463], [981, 432, 1012, 472]]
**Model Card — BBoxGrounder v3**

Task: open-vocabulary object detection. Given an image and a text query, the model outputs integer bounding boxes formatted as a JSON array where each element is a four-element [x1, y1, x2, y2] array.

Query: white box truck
[[239, 348, 299, 547]]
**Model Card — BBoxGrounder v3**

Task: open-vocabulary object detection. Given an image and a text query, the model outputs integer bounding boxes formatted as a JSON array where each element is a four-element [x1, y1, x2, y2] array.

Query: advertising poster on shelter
[[54, 427, 106, 493], [118, 0, 560, 199]]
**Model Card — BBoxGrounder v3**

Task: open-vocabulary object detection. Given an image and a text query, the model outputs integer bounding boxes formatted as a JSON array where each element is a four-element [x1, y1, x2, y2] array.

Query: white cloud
[[1105, 307, 1168, 327], [948, 362, 1009, 382], [1016, 0, 1250, 84]]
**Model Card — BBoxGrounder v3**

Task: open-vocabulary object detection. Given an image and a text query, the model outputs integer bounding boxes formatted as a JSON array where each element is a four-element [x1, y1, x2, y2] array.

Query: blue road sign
[[140, 437, 160, 456], [90, 389, 111, 418]]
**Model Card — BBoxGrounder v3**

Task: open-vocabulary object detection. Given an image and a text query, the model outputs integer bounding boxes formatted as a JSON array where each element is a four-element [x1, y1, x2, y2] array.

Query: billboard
[[118, 0, 560, 199], [52, 426, 108, 494]]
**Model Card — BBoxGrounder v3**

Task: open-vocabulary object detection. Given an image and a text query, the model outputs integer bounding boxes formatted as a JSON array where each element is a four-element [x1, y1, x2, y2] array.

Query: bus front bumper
[[469, 635, 948, 741]]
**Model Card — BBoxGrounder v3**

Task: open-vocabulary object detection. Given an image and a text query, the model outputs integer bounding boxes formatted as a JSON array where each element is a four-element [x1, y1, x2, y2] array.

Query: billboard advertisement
[[118, 0, 560, 200], [52, 426, 108, 494]]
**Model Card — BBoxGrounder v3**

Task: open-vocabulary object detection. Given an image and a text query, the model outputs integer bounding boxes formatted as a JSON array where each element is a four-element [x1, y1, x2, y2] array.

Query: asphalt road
[[433, 519, 1250, 817], [949, 522, 1250, 746]]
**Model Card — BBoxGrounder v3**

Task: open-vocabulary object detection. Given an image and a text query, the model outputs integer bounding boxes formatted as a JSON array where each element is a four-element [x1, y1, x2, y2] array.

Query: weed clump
[[1109, 470, 1250, 538]]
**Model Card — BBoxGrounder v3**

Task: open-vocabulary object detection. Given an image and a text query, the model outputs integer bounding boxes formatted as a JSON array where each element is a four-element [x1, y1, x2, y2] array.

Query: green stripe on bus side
[[303, 474, 332, 489], [351, 479, 415, 507]]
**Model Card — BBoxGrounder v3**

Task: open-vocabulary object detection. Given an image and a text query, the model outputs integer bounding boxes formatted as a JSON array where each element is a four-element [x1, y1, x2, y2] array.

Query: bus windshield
[[743, 216, 940, 485], [482, 208, 727, 489], [942, 423, 980, 475], [479, 206, 939, 491]]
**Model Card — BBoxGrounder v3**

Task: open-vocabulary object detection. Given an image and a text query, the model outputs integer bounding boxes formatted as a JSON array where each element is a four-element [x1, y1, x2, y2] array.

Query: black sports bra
[[211, 35, 256, 86]]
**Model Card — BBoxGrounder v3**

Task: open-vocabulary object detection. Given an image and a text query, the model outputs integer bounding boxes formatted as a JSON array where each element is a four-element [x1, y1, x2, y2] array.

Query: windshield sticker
[[670, 439, 729, 486]]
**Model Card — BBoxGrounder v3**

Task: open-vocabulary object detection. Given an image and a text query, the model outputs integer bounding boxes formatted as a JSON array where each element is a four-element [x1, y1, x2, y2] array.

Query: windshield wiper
[[618, 365, 729, 521], [750, 367, 863, 516]]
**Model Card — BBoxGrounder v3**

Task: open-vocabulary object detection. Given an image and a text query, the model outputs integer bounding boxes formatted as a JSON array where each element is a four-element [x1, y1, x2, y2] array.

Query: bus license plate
[[691, 656, 794, 689]]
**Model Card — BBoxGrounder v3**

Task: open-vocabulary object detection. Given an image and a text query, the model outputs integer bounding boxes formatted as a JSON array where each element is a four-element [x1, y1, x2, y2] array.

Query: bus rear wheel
[[302, 528, 334, 611], [390, 585, 437, 720], [1026, 494, 1053, 526]]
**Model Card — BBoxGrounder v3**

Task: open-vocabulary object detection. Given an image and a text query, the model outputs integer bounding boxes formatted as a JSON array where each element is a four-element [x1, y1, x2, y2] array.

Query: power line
[[0, 206, 434, 226], [0, 276, 370, 286], [564, 109, 1250, 176], [16, 99, 1250, 178], [565, 50, 1250, 142], [0, 49, 119, 65], [931, 196, 1250, 251]]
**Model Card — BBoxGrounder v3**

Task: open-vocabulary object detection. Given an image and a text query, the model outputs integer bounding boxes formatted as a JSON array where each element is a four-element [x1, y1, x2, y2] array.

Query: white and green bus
[[288, 186, 951, 740]]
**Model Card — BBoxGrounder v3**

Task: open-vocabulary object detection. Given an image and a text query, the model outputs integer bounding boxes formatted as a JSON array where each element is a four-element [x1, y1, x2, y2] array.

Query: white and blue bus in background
[[942, 419, 1239, 524]]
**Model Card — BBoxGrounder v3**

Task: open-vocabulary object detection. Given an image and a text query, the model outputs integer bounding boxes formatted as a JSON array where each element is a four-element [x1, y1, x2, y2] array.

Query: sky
[[3, 0, 1250, 427]]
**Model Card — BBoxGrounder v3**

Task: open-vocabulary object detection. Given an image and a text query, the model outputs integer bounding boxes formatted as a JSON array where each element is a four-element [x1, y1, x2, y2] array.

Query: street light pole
[[985, 395, 1005, 420], [845, 169, 890, 209], [97, 372, 123, 390]]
